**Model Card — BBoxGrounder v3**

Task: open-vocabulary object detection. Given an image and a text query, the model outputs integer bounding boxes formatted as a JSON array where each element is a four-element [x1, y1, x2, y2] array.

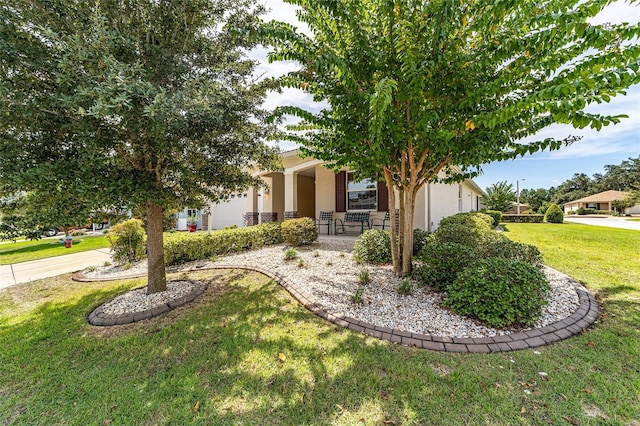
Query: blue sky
[[254, 0, 640, 192]]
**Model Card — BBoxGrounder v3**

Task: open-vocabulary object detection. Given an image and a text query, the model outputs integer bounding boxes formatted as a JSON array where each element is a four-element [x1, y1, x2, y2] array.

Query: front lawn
[[0, 235, 111, 265], [0, 224, 638, 425]]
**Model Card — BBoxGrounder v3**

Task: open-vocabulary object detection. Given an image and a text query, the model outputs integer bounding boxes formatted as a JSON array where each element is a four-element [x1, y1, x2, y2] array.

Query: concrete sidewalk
[[0, 249, 112, 290]]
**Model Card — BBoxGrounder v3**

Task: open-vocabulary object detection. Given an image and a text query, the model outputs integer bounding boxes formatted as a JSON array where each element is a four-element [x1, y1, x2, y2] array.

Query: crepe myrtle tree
[[258, 0, 640, 275], [0, 0, 279, 293]]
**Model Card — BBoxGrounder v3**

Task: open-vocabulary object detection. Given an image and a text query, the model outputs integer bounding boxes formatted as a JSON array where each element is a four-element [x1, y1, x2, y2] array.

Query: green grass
[[0, 224, 639, 425], [0, 235, 111, 264], [626, 218, 640, 222]]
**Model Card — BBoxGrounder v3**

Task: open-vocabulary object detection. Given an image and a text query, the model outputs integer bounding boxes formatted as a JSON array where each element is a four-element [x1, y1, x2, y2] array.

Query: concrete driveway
[[564, 216, 640, 231], [0, 249, 112, 290]]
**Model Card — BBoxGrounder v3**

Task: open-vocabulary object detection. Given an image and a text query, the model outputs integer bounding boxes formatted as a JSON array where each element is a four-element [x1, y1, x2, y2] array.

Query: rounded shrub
[[439, 212, 493, 231], [354, 229, 391, 264], [483, 210, 503, 227], [281, 217, 318, 246], [480, 235, 543, 266], [544, 203, 564, 223], [414, 241, 477, 291], [107, 218, 147, 265], [431, 223, 490, 249], [443, 258, 550, 328]]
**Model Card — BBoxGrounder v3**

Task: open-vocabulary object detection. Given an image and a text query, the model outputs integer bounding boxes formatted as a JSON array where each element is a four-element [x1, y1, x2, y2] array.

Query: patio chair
[[315, 211, 333, 235]]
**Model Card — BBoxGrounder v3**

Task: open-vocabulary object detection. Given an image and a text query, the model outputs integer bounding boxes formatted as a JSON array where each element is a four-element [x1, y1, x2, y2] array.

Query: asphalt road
[[564, 216, 640, 231]]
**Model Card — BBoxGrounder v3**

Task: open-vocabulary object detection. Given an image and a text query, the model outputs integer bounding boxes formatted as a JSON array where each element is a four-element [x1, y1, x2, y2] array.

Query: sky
[[251, 0, 640, 192]]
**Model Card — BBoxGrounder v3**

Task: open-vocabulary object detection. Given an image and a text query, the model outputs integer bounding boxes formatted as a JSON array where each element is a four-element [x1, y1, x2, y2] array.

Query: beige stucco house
[[563, 190, 640, 215], [206, 150, 484, 233]]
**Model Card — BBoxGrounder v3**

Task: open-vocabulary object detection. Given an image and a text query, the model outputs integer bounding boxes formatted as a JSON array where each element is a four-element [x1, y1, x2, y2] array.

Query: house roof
[[565, 190, 631, 205]]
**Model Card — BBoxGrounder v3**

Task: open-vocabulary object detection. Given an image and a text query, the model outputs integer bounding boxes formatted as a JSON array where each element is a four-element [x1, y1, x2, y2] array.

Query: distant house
[[563, 190, 640, 215], [205, 149, 484, 232]]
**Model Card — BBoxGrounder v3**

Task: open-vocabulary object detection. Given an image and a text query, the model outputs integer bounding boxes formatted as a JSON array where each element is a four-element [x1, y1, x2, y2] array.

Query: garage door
[[210, 193, 247, 229]]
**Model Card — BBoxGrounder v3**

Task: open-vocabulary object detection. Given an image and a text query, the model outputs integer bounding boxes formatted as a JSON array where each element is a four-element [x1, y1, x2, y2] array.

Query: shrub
[[480, 236, 543, 266], [443, 258, 550, 328], [163, 222, 282, 265], [414, 241, 478, 291], [483, 210, 503, 227], [284, 248, 298, 261], [108, 218, 147, 265], [439, 212, 493, 231], [281, 217, 318, 246], [544, 203, 564, 223], [430, 223, 490, 249], [501, 214, 544, 223], [412, 228, 430, 255], [397, 279, 413, 295], [353, 229, 391, 264]]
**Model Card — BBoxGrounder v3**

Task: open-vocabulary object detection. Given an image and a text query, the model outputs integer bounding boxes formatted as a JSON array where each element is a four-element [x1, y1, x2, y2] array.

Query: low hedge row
[[501, 214, 544, 223], [164, 222, 282, 265]]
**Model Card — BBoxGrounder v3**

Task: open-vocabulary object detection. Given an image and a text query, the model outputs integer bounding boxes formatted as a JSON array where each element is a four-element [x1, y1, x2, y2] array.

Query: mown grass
[[0, 224, 638, 425], [0, 235, 111, 265]]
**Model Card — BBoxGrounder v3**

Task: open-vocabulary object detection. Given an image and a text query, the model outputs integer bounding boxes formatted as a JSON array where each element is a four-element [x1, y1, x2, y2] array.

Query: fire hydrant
[[64, 236, 72, 248]]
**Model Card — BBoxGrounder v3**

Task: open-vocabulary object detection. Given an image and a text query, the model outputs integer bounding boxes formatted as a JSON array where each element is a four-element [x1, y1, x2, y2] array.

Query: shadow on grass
[[1, 269, 639, 425]]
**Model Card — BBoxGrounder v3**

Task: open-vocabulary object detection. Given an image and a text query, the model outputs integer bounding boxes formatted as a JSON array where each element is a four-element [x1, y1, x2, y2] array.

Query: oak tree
[[1, 0, 278, 292]]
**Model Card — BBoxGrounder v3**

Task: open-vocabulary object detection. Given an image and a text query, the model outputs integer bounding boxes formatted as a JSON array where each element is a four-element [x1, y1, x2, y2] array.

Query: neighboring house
[[175, 208, 207, 231], [563, 190, 640, 215], [206, 150, 484, 232], [504, 202, 529, 215]]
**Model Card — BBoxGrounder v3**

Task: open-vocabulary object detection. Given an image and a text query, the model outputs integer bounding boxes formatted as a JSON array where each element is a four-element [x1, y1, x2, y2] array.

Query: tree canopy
[[481, 181, 516, 213], [261, 0, 640, 274], [0, 0, 278, 292]]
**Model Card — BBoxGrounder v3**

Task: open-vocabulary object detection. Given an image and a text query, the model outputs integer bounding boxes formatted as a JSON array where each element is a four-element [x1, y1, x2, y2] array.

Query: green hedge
[[501, 214, 544, 223], [164, 222, 282, 265]]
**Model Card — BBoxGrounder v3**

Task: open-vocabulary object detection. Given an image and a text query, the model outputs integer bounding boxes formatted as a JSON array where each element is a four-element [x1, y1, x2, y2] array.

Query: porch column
[[244, 186, 260, 226], [284, 171, 298, 220]]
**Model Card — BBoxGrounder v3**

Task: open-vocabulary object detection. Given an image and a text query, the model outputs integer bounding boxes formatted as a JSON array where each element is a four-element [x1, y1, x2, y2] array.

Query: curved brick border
[[77, 265, 598, 351], [87, 280, 206, 326], [207, 264, 599, 353]]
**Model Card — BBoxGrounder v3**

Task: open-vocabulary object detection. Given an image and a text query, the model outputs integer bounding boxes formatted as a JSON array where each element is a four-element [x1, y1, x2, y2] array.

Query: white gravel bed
[[85, 238, 581, 338], [100, 280, 196, 316]]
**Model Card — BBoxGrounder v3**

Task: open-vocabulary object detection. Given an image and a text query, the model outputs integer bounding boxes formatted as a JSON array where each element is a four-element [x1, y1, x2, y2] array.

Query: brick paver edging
[[77, 265, 598, 351], [87, 280, 206, 326], [207, 264, 599, 353]]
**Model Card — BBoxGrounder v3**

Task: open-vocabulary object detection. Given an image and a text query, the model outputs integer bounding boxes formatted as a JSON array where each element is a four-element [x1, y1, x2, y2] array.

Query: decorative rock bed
[[78, 238, 599, 351]]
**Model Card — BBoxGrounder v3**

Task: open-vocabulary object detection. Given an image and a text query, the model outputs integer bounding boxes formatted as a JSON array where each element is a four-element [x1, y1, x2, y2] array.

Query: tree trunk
[[384, 169, 401, 275], [402, 188, 415, 275], [145, 199, 167, 294]]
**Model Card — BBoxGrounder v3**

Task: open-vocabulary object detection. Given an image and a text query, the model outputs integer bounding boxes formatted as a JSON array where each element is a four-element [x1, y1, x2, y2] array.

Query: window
[[347, 172, 377, 211], [587, 203, 598, 209], [187, 208, 198, 217]]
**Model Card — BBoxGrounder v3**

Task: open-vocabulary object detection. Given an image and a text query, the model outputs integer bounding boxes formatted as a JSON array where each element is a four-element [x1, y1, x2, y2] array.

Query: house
[[174, 208, 207, 231], [205, 150, 484, 233], [563, 190, 640, 215]]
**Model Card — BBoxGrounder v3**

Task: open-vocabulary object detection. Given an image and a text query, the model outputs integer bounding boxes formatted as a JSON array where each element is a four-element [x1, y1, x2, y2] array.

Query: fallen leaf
[[192, 401, 200, 412], [495, 383, 503, 388], [520, 406, 527, 414], [278, 353, 286, 362], [585, 341, 596, 347], [582, 387, 593, 393], [562, 416, 578, 425]]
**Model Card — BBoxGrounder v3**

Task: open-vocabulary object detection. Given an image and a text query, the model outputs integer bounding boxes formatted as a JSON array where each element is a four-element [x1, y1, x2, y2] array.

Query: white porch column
[[284, 171, 298, 217]]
